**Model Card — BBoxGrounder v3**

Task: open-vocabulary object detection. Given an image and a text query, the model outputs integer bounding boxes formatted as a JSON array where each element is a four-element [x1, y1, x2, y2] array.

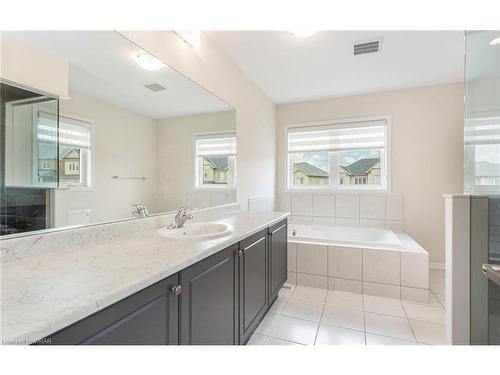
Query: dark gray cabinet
[[44, 274, 179, 345], [42, 219, 287, 345], [239, 229, 268, 344], [179, 244, 238, 345], [268, 221, 287, 304]]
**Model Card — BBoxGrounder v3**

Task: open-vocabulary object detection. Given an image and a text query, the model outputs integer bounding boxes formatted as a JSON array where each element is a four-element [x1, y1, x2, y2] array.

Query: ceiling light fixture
[[175, 31, 201, 49], [489, 37, 500, 46], [289, 31, 317, 38], [134, 52, 165, 71]]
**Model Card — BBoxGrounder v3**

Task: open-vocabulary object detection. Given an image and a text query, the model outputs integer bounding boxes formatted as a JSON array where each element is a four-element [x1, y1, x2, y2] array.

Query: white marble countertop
[[0, 211, 289, 344]]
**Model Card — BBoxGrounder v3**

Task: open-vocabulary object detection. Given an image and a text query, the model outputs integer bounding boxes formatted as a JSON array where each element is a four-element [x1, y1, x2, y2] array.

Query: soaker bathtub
[[286, 223, 431, 303]]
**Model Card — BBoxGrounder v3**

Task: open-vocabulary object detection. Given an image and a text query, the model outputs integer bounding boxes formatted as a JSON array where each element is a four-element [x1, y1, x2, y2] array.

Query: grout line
[[401, 301, 419, 343], [313, 294, 327, 345], [361, 290, 367, 345]]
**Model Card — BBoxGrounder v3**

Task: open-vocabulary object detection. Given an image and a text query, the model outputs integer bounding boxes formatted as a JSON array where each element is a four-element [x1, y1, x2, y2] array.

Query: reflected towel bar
[[112, 176, 147, 180]]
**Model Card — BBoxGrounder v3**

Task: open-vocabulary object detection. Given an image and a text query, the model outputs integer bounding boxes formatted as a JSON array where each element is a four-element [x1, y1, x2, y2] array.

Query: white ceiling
[[207, 31, 465, 104], [7, 31, 232, 119]]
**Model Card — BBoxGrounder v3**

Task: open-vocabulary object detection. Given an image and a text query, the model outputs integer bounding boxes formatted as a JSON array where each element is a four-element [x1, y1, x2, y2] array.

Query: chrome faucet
[[132, 204, 149, 218], [167, 207, 193, 229]]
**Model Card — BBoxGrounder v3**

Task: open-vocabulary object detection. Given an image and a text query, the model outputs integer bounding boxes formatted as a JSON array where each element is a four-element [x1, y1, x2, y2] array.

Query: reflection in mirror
[[0, 31, 236, 236]]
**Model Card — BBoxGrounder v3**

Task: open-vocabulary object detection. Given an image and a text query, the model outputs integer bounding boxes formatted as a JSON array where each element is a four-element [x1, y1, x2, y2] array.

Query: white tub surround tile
[[366, 333, 416, 345], [296, 273, 328, 289], [315, 324, 365, 345], [296, 244, 327, 276], [328, 277, 363, 294], [363, 249, 401, 285], [364, 312, 415, 341], [360, 196, 386, 220], [290, 215, 313, 224], [335, 195, 360, 219], [287, 243, 297, 272], [359, 219, 386, 228], [386, 220, 404, 231], [1, 210, 290, 344], [268, 315, 319, 345], [385, 195, 404, 221], [335, 218, 360, 226], [312, 194, 335, 217], [409, 320, 446, 345], [329, 246, 362, 280], [281, 298, 324, 322], [363, 282, 401, 299], [402, 302, 445, 324], [312, 217, 336, 225], [363, 295, 406, 318], [291, 194, 313, 216], [401, 251, 429, 289]]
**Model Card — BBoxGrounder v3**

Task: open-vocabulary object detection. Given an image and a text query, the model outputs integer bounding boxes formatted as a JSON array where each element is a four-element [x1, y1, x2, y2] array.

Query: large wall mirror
[[0, 31, 236, 236]]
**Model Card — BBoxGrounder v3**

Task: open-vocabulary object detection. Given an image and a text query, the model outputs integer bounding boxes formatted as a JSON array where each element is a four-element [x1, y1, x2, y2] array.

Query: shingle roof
[[205, 157, 229, 170], [341, 158, 380, 175], [294, 162, 329, 177]]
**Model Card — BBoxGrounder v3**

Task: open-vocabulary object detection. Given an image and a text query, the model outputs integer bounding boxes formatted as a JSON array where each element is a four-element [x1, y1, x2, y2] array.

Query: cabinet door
[[179, 244, 238, 345], [269, 220, 288, 304], [239, 229, 268, 344], [45, 274, 179, 345]]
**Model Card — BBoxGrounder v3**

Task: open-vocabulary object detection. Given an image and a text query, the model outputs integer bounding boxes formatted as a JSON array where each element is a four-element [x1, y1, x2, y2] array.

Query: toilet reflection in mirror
[[0, 31, 236, 235]]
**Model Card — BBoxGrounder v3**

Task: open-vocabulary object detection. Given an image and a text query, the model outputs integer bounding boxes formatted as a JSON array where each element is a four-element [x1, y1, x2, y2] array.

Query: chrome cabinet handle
[[482, 264, 500, 287], [237, 249, 244, 257], [171, 285, 182, 296]]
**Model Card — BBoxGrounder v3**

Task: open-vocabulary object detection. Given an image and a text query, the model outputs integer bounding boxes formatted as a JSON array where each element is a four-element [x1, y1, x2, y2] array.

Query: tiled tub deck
[[286, 223, 431, 304]]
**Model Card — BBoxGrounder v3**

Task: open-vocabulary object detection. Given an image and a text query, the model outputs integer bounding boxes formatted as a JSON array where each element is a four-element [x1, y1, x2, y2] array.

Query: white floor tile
[[410, 320, 446, 345], [366, 333, 416, 345], [269, 293, 290, 314], [435, 293, 446, 308], [282, 298, 324, 322], [315, 324, 365, 345], [363, 295, 406, 318], [290, 285, 327, 305], [364, 312, 415, 341], [247, 333, 267, 345], [265, 336, 303, 345], [325, 290, 363, 309], [402, 302, 445, 324], [255, 312, 278, 335], [268, 315, 319, 345], [321, 303, 365, 331]]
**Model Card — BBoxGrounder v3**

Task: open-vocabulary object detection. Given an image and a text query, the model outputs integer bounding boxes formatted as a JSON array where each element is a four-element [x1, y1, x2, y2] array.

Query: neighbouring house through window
[[286, 116, 390, 191], [195, 132, 236, 189]]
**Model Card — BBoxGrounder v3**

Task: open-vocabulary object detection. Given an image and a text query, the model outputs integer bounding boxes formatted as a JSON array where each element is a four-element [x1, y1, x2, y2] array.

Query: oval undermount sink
[[156, 222, 234, 240]]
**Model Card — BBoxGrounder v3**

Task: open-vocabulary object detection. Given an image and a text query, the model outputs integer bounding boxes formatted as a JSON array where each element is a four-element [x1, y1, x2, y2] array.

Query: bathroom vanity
[[1, 211, 288, 345]]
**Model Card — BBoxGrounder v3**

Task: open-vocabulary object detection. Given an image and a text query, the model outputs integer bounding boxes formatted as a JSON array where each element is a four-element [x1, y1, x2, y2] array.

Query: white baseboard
[[430, 261, 445, 270]]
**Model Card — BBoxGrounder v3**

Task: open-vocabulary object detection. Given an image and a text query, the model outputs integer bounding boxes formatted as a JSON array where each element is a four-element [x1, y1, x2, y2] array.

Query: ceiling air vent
[[144, 83, 166, 92], [353, 39, 381, 56]]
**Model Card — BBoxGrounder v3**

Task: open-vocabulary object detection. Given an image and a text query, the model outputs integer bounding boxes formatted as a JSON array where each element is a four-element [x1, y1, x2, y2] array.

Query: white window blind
[[288, 119, 386, 153], [37, 112, 92, 149], [464, 116, 500, 145], [195, 133, 236, 157]]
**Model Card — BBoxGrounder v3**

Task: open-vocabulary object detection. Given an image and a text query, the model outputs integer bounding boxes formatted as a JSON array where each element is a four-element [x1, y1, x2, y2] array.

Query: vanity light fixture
[[289, 31, 317, 38], [175, 31, 201, 49], [489, 37, 500, 46], [134, 51, 165, 71]]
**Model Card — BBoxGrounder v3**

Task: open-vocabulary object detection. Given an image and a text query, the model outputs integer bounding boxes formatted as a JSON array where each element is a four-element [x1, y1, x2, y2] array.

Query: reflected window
[[195, 133, 236, 189]]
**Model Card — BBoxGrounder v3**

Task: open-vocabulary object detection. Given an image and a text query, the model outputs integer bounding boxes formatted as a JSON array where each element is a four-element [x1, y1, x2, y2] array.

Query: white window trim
[[193, 130, 237, 191], [58, 112, 95, 191], [284, 115, 391, 194]]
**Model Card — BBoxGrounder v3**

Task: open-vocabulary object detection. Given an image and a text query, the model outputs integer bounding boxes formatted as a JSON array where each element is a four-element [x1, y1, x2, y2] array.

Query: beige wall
[[156, 111, 236, 212], [54, 91, 159, 226], [121, 31, 276, 210], [276, 83, 464, 263]]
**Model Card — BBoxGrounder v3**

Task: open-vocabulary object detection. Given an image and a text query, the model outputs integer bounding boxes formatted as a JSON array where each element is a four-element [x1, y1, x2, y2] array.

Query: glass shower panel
[[464, 31, 500, 194]]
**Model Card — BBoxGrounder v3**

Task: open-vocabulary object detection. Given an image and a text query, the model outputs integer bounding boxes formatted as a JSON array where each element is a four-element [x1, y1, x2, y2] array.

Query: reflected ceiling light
[[489, 37, 500, 46], [134, 51, 165, 71], [176, 31, 201, 49], [289, 31, 317, 38]]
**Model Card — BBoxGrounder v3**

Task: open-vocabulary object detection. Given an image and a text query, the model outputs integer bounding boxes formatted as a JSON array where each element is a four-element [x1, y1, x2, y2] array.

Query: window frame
[[284, 115, 391, 193], [193, 130, 236, 191]]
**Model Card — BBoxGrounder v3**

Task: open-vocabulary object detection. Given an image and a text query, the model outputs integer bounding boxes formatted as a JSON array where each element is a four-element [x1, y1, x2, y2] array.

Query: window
[[195, 132, 236, 189], [286, 117, 389, 191], [38, 111, 93, 188], [465, 115, 500, 193]]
